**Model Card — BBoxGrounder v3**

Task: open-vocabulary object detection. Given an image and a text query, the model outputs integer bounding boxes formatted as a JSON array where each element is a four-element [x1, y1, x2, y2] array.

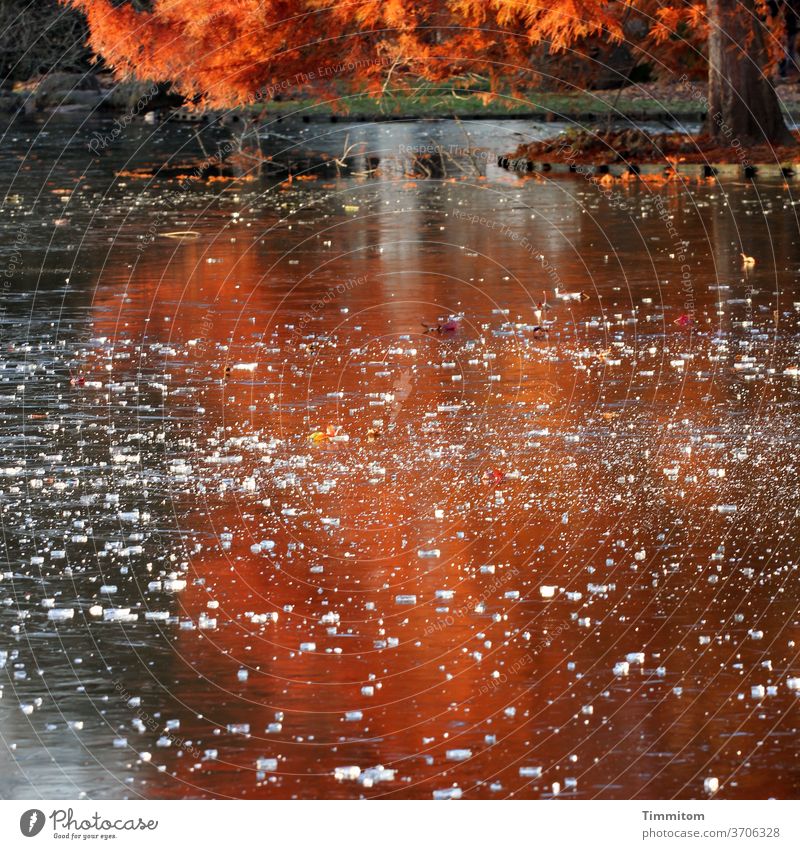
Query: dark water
[[0, 113, 798, 800]]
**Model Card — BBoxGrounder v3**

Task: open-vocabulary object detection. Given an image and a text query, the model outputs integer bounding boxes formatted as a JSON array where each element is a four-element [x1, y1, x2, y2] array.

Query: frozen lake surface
[[0, 115, 798, 799]]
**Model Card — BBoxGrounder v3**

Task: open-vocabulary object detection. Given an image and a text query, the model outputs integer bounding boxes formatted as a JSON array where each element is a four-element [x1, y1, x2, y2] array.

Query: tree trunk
[[705, 0, 795, 146]]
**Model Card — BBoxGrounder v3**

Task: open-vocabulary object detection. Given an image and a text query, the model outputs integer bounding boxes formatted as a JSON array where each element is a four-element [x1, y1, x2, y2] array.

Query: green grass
[[245, 89, 702, 121]]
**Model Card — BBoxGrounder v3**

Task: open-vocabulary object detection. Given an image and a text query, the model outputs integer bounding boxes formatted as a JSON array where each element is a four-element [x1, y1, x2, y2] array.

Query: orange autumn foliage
[[67, 0, 362, 107]]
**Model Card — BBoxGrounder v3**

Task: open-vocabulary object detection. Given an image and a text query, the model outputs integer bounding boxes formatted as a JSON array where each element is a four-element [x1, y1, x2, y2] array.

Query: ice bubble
[[359, 766, 395, 787], [519, 766, 542, 778], [48, 608, 74, 622], [103, 608, 135, 622], [334, 765, 361, 781]]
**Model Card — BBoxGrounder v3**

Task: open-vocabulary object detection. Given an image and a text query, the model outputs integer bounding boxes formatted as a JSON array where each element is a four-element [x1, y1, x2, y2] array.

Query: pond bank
[[502, 128, 800, 178], [8, 73, 800, 128]]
